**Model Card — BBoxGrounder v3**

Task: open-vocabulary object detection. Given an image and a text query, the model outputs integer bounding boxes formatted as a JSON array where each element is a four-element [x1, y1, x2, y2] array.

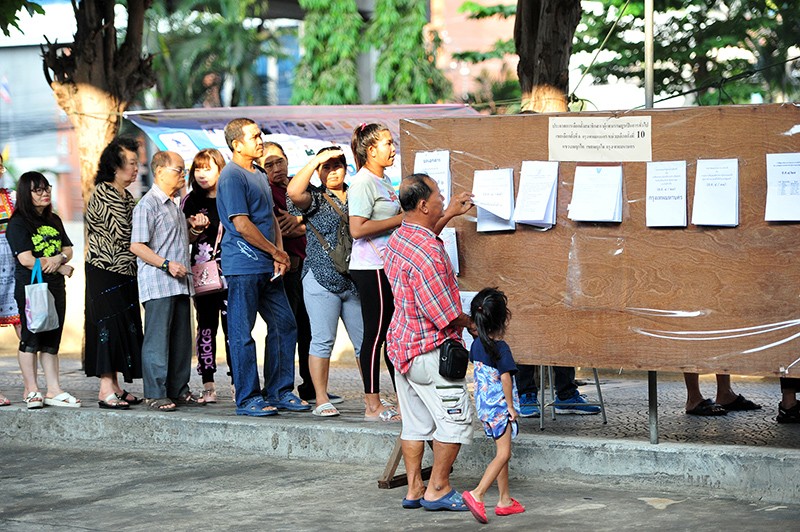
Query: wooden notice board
[[399, 104, 800, 377]]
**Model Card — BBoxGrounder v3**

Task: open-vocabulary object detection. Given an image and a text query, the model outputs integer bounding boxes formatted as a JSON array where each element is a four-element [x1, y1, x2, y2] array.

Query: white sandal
[[44, 392, 81, 408], [24, 391, 44, 410]]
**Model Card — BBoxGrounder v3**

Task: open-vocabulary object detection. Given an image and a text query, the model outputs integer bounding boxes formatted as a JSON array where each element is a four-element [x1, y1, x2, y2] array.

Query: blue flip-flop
[[273, 392, 311, 412], [236, 397, 279, 417], [420, 489, 468, 511], [402, 498, 423, 509]]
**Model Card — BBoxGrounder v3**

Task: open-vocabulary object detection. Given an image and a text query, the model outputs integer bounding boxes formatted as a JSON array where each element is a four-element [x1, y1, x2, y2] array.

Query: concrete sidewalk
[[2, 442, 799, 531], [1, 356, 799, 505]]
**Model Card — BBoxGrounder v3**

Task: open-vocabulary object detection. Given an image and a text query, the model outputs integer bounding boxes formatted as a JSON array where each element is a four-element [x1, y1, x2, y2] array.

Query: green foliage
[[0, 0, 43, 37], [291, 0, 362, 105], [364, 0, 451, 104], [574, 1, 800, 104], [457, 1, 516, 20], [146, 0, 281, 108]]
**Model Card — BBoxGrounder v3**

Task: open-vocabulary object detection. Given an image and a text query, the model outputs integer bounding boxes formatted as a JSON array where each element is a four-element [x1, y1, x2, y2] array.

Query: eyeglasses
[[165, 167, 187, 176], [31, 185, 52, 195]]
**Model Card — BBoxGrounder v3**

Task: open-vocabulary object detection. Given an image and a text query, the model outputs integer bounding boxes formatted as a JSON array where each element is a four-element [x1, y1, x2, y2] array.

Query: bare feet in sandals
[[0, 392, 10, 406]]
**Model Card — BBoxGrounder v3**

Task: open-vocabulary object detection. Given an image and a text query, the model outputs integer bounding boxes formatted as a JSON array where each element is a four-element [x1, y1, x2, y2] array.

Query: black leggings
[[194, 290, 231, 384], [350, 269, 395, 394]]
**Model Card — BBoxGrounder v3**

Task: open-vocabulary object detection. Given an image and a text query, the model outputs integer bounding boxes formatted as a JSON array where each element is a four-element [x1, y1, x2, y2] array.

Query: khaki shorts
[[396, 348, 474, 445]]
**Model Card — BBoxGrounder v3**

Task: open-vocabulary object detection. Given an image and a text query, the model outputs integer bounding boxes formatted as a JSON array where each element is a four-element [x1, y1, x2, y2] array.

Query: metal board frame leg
[[648, 370, 659, 444]]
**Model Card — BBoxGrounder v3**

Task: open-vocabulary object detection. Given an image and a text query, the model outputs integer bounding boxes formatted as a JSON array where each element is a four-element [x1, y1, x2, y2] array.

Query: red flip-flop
[[462, 490, 488, 524], [495, 498, 525, 516]]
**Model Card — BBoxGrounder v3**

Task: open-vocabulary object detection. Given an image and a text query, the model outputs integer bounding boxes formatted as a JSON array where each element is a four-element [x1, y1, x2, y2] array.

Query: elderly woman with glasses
[[84, 138, 145, 409], [6, 171, 78, 409]]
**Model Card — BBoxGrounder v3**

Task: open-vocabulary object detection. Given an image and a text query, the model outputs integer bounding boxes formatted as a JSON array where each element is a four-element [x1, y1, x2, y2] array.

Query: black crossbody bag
[[438, 339, 469, 380]]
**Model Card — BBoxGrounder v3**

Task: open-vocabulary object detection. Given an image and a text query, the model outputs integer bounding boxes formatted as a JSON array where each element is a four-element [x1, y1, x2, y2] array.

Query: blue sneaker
[[519, 393, 540, 418], [553, 391, 601, 415]]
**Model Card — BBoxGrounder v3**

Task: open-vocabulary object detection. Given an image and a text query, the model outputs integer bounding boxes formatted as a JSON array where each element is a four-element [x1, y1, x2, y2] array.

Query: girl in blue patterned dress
[[462, 288, 525, 523]]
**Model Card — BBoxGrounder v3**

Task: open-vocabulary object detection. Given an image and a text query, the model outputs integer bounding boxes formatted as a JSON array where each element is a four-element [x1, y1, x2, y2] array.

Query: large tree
[[0, 1, 43, 37], [515, 0, 582, 112], [41, 1, 155, 205]]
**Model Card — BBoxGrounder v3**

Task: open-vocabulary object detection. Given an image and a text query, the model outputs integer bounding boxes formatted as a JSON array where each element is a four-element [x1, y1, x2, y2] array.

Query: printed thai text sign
[[549, 116, 652, 162]]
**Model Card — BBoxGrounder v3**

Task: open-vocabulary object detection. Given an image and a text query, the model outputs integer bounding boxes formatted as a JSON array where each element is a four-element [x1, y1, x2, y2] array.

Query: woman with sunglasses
[[6, 172, 78, 409]]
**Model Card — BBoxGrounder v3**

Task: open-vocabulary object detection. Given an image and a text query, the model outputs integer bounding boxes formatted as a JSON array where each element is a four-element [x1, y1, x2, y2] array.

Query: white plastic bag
[[25, 258, 59, 333]]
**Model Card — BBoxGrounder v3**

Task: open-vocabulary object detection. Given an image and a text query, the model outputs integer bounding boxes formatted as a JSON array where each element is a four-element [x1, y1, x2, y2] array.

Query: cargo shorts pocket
[[435, 384, 469, 422]]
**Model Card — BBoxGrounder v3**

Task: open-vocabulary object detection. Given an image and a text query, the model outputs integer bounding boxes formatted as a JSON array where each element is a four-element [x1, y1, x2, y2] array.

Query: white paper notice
[[691, 159, 739, 227], [472, 168, 514, 221], [765, 152, 800, 221], [439, 227, 459, 276], [646, 161, 687, 227], [477, 207, 516, 232], [514, 161, 559, 229], [414, 150, 452, 207], [549, 116, 652, 162], [460, 291, 477, 350], [568, 166, 623, 222]]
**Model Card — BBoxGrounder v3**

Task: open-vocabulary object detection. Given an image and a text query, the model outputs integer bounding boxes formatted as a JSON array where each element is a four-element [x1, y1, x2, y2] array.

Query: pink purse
[[191, 224, 226, 295]]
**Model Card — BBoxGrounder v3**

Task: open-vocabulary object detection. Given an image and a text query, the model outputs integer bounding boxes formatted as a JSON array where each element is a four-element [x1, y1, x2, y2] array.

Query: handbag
[[191, 223, 227, 295], [25, 258, 60, 333], [306, 192, 352, 275], [438, 338, 470, 380]]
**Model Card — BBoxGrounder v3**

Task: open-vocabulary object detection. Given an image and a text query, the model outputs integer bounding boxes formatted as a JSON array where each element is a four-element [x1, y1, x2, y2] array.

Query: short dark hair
[[95, 137, 140, 185], [150, 151, 174, 174], [398, 173, 434, 212], [225, 118, 258, 150], [350, 123, 389, 170], [263, 141, 287, 158], [188, 148, 226, 197], [12, 171, 54, 223]]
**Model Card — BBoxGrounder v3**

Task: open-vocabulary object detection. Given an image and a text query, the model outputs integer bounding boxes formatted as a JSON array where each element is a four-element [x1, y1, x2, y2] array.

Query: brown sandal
[[145, 398, 176, 412]]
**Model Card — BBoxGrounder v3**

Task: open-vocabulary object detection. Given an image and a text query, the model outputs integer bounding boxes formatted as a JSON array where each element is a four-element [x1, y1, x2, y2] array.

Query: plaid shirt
[[131, 185, 192, 303], [385, 220, 462, 374]]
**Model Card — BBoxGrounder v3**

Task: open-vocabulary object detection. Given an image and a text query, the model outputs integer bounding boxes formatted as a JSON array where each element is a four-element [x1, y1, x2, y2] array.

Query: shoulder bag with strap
[[191, 223, 227, 294], [306, 192, 352, 275]]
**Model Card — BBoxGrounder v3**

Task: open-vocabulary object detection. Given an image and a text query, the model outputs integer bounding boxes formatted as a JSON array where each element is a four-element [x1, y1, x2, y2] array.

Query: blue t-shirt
[[470, 339, 518, 376], [216, 162, 277, 275]]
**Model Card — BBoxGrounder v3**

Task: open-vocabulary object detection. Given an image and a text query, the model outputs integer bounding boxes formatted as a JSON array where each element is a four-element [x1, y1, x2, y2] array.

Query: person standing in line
[[259, 142, 318, 404], [182, 148, 231, 404], [462, 288, 525, 523], [385, 173, 475, 512], [348, 123, 403, 421], [216, 118, 307, 416], [130, 151, 209, 412], [84, 137, 145, 409], [0, 153, 20, 406], [286, 146, 364, 417], [7, 171, 77, 409]]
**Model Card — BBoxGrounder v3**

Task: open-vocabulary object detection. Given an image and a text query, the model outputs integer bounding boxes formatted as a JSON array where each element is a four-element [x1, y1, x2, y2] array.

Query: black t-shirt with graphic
[[6, 213, 73, 288]]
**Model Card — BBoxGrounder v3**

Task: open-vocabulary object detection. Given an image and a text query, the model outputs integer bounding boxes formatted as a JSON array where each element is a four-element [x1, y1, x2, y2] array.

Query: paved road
[[1, 443, 798, 531]]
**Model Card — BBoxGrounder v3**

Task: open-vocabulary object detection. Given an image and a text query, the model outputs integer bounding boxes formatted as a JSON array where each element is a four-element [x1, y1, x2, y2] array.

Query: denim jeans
[[141, 295, 192, 399], [227, 273, 297, 407]]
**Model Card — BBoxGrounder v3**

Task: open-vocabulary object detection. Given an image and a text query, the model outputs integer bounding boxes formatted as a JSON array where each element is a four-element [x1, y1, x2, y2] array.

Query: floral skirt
[[0, 234, 19, 326]]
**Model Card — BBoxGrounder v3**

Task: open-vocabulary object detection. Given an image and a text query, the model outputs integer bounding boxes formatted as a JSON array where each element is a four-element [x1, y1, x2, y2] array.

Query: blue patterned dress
[[470, 339, 520, 439]]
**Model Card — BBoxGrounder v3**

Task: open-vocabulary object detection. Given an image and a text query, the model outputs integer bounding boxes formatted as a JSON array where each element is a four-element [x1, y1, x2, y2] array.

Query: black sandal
[[119, 390, 144, 405], [686, 398, 727, 416]]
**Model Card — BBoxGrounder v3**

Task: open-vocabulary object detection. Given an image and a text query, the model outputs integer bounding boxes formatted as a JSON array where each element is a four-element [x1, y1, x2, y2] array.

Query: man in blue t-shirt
[[216, 117, 310, 416]]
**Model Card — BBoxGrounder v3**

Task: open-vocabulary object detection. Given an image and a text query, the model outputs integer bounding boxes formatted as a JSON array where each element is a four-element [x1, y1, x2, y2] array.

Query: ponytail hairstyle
[[470, 287, 511, 363], [350, 122, 389, 170]]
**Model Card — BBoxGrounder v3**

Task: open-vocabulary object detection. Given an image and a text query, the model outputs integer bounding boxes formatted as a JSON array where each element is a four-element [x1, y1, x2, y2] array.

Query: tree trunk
[[50, 82, 124, 206], [515, 0, 582, 112]]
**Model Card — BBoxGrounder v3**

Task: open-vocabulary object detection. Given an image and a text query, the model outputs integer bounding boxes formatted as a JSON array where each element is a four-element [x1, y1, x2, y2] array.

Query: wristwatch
[[60, 252, 68, 264], [160, 259, 170, 272]]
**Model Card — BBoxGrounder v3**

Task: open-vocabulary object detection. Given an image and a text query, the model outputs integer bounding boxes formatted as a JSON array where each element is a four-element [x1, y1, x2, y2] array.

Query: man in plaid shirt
[[385, 173, 475, 512]]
